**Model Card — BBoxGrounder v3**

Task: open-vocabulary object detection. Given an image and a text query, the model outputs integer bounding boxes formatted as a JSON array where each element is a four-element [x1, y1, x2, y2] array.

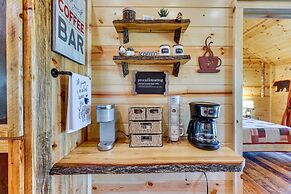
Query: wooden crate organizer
[[129, 121, 162, 134], [146, 107, 163, 120], [130, 134, 163, 147], [129, 106, 163, 147], [129, 107, 146, 121]]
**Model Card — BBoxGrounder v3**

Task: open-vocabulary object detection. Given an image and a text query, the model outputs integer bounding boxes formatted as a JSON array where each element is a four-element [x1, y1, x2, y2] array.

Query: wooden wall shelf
[[50, 140, 245, 175], [113, 19, 191, 44], [112, 55, 191, 77]]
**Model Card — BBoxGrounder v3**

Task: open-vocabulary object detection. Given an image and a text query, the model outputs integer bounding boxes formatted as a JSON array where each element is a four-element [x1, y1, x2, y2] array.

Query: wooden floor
[[242, 152, 291, 194]]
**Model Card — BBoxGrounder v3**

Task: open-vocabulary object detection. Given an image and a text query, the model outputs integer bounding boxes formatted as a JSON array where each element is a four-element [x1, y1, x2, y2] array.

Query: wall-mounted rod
[[51, 68, 72, 78]]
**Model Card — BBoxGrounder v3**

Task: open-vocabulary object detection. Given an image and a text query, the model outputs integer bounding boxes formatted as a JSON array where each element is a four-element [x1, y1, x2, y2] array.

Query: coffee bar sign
[[133, 72, 168, 95], [52, 0, 85, 65]]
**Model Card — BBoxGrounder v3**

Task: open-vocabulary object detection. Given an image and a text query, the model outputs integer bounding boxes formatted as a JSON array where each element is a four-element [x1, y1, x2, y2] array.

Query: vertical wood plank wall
[[49, 0, 91, 191], [50, 0, 92, 191], [8, 140, 24, 194], [90, 0, 234, 193], [23, 0, 91, 193]]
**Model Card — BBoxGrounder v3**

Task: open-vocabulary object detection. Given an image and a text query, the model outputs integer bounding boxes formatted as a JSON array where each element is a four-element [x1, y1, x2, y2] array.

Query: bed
[[243, 118, 291, 151]]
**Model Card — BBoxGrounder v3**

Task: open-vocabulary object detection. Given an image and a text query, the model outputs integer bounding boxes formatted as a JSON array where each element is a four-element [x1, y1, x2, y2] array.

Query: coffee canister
[[173, 44, 184, 55], [123, 8, 136, 20], [159, 44, 171, 56]]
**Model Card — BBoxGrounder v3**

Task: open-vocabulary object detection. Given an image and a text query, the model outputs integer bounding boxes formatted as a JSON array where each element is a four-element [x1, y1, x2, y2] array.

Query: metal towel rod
[[51, 68, 91, 80], [51, 68, 72, 78]]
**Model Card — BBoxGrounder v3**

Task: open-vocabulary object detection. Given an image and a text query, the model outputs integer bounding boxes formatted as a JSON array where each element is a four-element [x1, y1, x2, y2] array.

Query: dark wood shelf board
[[112, 55, 191, 65], [113, 55, 191, 77], [50, 140, 245, 175], [51, 163, 243, 175], [113, 19, 191, 33]]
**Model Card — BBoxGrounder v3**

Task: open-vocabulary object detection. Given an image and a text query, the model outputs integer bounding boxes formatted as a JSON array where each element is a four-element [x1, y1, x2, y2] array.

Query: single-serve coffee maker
[[96, 104, 117, 151], [187, 102, 220, 150]]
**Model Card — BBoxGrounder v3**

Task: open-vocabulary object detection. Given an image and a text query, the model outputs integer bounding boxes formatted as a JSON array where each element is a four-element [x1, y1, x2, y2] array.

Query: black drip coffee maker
[[187, 102, 220, 150]]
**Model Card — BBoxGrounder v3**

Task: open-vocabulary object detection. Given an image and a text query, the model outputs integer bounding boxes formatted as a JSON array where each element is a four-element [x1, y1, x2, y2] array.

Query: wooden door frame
[[0, 0, 23, 138], [233, 1, 291, 194]]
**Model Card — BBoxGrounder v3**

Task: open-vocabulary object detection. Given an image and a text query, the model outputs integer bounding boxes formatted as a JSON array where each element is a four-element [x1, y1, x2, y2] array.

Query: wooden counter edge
[[50, 161, 244, 175], [49, 140, 245, 175]]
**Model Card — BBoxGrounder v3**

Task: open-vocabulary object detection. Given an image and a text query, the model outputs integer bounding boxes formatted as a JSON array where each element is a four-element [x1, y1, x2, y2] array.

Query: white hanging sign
[[66, 73, 91, 133], [52, 0, 85, 65]]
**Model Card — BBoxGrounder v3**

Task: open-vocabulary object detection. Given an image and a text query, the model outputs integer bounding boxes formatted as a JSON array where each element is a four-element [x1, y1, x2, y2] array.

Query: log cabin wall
[[90, 0, 235, 193], [242, 55, 271, 121], [271, 63, 291, 124], [22, 0, 91, 193]]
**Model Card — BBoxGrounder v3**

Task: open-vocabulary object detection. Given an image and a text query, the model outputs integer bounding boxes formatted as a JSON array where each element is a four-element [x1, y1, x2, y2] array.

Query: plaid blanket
[[243, 118, 291, 144]]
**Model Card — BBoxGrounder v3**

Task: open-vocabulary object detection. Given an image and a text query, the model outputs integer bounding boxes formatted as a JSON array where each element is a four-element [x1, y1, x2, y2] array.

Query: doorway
[[234, 2, 291, 153], [234, 3, 291, 193]]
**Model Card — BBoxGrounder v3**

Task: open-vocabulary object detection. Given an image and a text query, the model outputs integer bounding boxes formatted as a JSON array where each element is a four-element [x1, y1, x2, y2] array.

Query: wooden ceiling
[[244, 18, 291, 65]]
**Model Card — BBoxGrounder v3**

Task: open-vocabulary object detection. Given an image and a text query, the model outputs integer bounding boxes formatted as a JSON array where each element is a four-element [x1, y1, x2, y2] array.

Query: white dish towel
[[66, 72, 91, 133]]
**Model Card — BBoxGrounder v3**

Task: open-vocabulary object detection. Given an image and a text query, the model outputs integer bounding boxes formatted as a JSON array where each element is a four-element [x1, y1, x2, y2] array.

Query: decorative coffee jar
[[126, 47, 135, 56], [123, 8, 136, 20], [159, 44, 171, 56], [119, 46, 126, 56], [173, 44, 184, 55]]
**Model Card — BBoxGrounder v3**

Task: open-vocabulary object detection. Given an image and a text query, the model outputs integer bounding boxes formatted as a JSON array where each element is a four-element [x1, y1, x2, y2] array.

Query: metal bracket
[[173, 62, 181, 77], [51, 68, 72, 78], [123, 28, 129, 44], [174, 27, 182, 44], [121, 62, 129, 77]]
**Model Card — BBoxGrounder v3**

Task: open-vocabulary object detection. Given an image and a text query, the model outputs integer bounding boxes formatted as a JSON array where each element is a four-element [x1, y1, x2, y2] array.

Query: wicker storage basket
[[130, 134, 163, 147]]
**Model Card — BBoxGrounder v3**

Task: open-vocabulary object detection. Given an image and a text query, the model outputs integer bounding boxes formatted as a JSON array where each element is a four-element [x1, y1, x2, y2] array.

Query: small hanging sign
[[66, 73, 91, 133], [52, 0, 85, 65], [198, 36, 222, 73], [133, 72, 168, 95]]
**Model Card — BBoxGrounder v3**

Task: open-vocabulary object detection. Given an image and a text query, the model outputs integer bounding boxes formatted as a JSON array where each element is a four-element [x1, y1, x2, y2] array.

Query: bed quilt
[[243, 118, 291, 144]]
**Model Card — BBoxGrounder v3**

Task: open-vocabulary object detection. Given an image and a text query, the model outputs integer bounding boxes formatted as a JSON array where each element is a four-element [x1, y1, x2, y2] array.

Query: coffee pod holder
[[198, 36, 221, 73]]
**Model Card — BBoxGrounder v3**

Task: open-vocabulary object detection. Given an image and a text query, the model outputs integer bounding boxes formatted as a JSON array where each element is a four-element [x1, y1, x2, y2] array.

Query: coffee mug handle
[[179, 127, 184, 136], [217, 58, 222, 67]]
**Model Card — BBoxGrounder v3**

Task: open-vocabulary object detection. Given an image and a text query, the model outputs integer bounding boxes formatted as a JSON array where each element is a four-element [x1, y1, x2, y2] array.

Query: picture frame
[[132, 71, 169, 95], [52, 0, 86, 65]]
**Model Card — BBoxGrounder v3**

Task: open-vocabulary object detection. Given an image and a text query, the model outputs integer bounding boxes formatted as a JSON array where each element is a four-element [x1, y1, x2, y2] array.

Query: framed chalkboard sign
[[133, 72, 168, 95], [0, 0, 7, 124]]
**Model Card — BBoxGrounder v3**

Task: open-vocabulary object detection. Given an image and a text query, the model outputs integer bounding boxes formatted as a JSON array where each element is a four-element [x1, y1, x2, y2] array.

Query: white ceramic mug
[[159, 44, 171, 56], [173, 44, 184, 55]]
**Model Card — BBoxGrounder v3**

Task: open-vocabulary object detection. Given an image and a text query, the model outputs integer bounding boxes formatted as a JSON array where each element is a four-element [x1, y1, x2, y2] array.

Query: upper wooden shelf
[[113, 19, 191, 44], [113, 19, 191, 33], [113, 55, 191, 65], [50, 139, 245, 175], [113, 55, 191, 77]]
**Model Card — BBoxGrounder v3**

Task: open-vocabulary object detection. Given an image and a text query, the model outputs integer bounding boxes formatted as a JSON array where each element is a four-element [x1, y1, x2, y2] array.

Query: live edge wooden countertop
[[50, 140, 245, 175]]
